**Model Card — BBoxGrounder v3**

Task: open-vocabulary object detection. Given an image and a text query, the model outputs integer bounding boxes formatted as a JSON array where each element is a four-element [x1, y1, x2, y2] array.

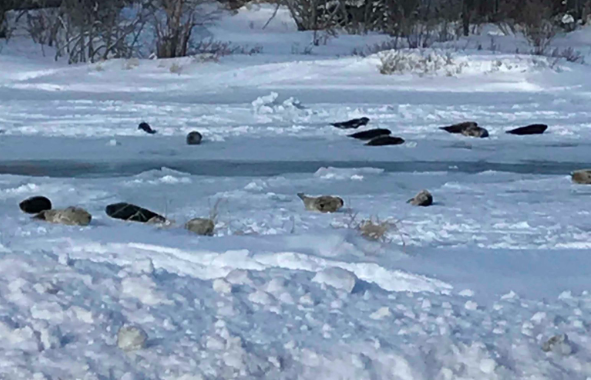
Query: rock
[[105, 203, 166, 223], [186, 218, 215, 236], [571, 169, 591, 184], [19, 196, 52, 214], [297, 193, 343, 213], [366, 136, 405, 146], [506, 124, 548, 135], [348, 128, 391, 140], [331, 117, 369, 129], [36, 207, 91, 226], [440, 121, 478, 134], [117, 325, 148, 351], [186, 131, 203, 145], [138, 122, 157, 134], [407, 190, 433, 206], [542, 334, 572, 355], [461, 124, 489, 138]]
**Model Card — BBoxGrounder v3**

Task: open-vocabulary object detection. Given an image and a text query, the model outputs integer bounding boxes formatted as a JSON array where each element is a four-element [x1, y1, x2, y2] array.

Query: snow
[[2, 3, 591, 379]]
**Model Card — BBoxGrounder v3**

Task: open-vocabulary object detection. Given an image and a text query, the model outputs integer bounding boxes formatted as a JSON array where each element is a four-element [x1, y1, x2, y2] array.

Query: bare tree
[[46, 0, 149, 63], [149, 0, 219, 58], [519, 0, 557, 55]]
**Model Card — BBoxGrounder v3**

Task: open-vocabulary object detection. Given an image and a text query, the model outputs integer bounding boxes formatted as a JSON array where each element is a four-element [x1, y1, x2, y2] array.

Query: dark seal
[[366, 136, 405, 146], [19, 196, 52, 214], [138, 122, 157, 134], [105, 203, 166, 223], [186, 131, 203, 145], [348, 128, 391, 140], [506, 124, 548, 135], [331, 117, 370, 129], [439, 121, 478, 134]]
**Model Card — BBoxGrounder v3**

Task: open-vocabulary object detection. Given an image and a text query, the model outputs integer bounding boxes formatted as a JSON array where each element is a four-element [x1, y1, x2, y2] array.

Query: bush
[[519, 0, 557, 55], [378, 49, 465, 76]]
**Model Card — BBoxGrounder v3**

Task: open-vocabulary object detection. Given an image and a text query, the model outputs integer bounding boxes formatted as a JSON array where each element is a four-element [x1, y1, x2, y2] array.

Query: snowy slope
[[2, 4, 591, 380]]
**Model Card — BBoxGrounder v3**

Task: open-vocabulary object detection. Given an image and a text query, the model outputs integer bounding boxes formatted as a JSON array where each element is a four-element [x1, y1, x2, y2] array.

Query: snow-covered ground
[[2, 4, 591, 380]]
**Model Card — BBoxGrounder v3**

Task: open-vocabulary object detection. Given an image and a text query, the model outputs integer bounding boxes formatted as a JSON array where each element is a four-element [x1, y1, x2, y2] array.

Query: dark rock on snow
[[105, 203, 166, 223], [348, 128, 391, 140], [366, 136, 405, 146], [138, 122, 157, 134], [186, 131, 203, 145], [506, 124, 548, 135], [19, 196, 52, 214], [331, 117, 370, 129]]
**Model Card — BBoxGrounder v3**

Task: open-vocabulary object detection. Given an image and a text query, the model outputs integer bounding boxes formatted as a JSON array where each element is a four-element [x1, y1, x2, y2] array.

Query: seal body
[[138, 122, 157, 134], [407, 190, 433, 206], [37, 207, 92, 226], [461, 125, 489, 138], [331, 117, 370, 129], [297, 193, 343, 213], [186, 131, 203, 145], [19, 196, 52, 214], [106, 202, 166, 223], [506, 124, 548, 135], [348, 128, 391, 140], [366, 136, 405, 146], [572, 169, 591, 184], [440, 121, 478, 134]]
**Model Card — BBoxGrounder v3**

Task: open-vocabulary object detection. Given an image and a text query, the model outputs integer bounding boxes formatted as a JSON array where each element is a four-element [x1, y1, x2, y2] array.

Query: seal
[[186, 131, 203, 145], [461, 124, 489, 138], [506, 124, 548, 135], [440, 121, 478, 134], [571, 169, 591, 184], [19, 196, 52, 214], [348, 128, 391, 140], [105, 202, 166, 223], [366, 136, 405, 146], [138, 122, 157, 134], [407, 190, 433, 206], [297, 193, 344, 213], [36, 207, 92, 226], [331, 117, 370, 129]]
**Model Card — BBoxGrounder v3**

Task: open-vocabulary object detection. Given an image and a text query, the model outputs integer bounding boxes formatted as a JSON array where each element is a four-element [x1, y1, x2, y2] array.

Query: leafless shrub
[[191, 39, 262, 59], [352, 39, 400, 57], [40, 0, 151, 64], [358, 218, 390, 242], [23, 8, 61, 49], [208, 198, 225, 222], [551, 46, 585, 64], [520, 0, 557, 55], [150, 0, 219, 59], [378, 49, 465, 76]]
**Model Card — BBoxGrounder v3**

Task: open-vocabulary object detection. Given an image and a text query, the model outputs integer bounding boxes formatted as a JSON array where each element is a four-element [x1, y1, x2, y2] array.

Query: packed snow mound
[[314, 167, 385, 181], [2, 249, 591, 379], [251, 92, 307, 114], [312, 267, 358, 292]]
